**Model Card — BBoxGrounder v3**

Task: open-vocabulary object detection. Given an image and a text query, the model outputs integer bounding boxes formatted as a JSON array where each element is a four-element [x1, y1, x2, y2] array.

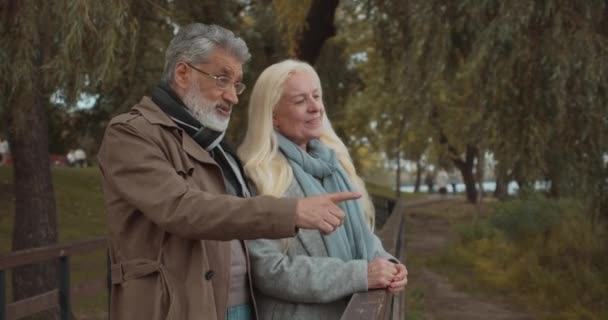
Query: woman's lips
[[306, 118, 321, 125]]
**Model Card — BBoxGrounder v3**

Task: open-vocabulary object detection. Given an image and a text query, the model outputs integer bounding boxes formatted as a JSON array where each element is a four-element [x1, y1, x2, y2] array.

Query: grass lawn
[[0, 166, 107, 319]]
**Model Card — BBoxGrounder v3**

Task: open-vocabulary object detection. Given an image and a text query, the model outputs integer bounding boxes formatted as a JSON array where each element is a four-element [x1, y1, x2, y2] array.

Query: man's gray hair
[[161, 23, 251, 85]]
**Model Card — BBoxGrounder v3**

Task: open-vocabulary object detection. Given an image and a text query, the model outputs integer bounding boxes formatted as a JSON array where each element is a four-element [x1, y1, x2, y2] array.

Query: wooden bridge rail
[[341, 195, 406, 320], [0, 237, 108, 320], [372, 193, 397, 231]]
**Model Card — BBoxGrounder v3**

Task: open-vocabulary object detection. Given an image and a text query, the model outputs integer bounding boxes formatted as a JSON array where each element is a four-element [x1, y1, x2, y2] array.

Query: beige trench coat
[[98, 97, 297, 320]]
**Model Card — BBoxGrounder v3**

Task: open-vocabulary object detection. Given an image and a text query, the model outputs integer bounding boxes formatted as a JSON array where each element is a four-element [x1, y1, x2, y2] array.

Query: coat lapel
[[181, 133, 217, 166], [135, 96, 218, 167]]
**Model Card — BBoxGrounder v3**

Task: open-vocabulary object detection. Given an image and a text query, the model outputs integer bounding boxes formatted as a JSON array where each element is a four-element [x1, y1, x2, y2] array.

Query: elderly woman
[[238, 59, 408, 319]]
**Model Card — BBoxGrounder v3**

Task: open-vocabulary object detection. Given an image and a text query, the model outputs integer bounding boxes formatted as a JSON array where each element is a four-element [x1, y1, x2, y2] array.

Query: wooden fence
[[0, 238, 108, 320], [341, 195, 406, 320]]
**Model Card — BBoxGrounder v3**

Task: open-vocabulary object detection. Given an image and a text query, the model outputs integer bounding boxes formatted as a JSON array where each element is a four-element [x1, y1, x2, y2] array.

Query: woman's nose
[[308, 98, 322, 112]]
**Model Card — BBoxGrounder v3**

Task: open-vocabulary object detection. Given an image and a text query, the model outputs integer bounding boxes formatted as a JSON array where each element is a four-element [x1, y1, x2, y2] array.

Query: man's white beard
[[182, 82, 230, 132]]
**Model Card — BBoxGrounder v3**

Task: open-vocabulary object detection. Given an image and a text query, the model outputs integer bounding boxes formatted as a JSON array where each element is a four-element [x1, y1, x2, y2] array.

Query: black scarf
[[150, 83, 247, 197]]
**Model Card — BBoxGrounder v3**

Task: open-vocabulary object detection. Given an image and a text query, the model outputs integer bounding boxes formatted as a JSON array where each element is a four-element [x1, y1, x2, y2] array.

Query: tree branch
[[296, 0, 339, 64]]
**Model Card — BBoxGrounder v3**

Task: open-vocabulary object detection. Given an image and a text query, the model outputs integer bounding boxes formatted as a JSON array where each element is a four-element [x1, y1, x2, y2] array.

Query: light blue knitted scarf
[[276, 133, 375, 262]]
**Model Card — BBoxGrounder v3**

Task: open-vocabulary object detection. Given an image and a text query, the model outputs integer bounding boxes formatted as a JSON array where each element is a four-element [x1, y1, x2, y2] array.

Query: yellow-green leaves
[[272, 0, 312, 56]]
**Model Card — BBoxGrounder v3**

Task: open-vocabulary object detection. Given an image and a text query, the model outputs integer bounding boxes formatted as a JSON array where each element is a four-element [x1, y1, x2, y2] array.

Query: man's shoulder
[[108, 108, 146, 129], [98, 99, 175, 161], [107, 96, 175, 132]]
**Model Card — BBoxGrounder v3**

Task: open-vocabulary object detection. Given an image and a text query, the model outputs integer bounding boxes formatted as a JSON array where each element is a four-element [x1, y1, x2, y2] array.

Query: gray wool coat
[[247, 180, 396, 320]]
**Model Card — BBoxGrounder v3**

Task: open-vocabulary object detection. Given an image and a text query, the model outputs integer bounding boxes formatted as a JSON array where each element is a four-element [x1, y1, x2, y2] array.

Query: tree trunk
[[395, 150, 402, 199], [462, 167, 477, 203], [8, 4, 59, 318], [414, 160, 422, 192], [9, 90, 59, 319], [452, 145, 478, 203], [296, 0, 340, 64], [547, 160, 563, 198], [433, 117, 478, 203], [476, 151, 485, 200], [474, 149, 485, 224], [494, 161, 509, 200], [494, 177, 508, 199]]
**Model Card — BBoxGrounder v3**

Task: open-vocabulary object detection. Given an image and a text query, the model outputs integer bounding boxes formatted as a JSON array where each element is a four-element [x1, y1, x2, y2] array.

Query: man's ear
[[173, 62, 191, 90]]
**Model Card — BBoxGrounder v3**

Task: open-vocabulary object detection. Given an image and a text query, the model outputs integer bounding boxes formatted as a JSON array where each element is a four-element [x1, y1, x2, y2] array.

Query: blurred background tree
[[1, 0, 139, 317], [343, 0, 607, 216]]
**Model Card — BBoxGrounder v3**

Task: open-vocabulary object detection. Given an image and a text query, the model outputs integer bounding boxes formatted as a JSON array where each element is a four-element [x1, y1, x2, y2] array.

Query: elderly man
[[98, 23, 356, 320]]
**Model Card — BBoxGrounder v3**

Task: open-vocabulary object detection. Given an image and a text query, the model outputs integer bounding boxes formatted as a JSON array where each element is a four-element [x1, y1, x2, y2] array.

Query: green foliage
[[447, 197, 608, 318], [272, 0, 312, 56], [339, 0, 608, 217], [0, 1, 139, 105], [3, 0, 606, 219], [455, 221, 495, 244], [405, 287, 426, 320], [489, 194, 566, 242]]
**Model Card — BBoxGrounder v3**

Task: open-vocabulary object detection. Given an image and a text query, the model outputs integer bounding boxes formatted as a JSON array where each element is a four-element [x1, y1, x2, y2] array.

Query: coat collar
[[134, 96, 177, 128], [134, 97, 217, 166]]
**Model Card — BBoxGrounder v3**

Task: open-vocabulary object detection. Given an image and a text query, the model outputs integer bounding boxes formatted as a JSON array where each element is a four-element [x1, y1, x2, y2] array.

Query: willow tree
[[345, 0, 607, 208], [0, 0, 137, 313], [446, 1, 608, 218]]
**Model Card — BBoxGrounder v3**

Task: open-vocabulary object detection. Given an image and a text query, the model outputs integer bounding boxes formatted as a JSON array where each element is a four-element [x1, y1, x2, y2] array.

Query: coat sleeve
[[248, 238, 368, 303], [371, 233, 399, 263], [98, 122, 297, 240]]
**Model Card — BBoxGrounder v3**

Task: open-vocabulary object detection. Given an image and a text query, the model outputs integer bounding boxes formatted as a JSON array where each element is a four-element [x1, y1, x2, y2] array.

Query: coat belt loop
[[110, 259, 160, 285], [110, 263, 125, 285]]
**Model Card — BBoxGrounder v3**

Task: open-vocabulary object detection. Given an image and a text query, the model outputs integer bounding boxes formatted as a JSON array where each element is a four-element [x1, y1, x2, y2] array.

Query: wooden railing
[[341, 195, 406, 320], [0, 238, 108, 320], [372, 193, 397, 230]]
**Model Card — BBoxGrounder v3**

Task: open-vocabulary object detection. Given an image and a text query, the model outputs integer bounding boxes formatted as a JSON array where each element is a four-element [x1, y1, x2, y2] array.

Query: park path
[[399, 197, 535, 320]]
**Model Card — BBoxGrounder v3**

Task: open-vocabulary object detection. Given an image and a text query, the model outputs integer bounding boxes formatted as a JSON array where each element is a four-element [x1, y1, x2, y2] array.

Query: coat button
[[204, 270, 215, 280]]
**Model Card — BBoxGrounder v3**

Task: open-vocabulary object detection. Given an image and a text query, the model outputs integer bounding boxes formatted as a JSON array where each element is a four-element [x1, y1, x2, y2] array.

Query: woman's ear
[[272, 112, 279, 129]]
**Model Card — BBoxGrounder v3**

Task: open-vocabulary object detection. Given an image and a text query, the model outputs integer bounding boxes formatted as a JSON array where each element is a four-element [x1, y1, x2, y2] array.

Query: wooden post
[[0, 270, 5, 320], [107, 250, 111, 318], [59, 256, 70, 320]]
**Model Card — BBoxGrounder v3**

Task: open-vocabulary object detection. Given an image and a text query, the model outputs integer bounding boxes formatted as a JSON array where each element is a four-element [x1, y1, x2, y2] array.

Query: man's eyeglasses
[[185, 62, 246, 95]]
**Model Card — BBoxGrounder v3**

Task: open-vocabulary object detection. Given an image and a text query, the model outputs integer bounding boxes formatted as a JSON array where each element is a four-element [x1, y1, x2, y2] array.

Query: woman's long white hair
[[238, 59, 375, 228]]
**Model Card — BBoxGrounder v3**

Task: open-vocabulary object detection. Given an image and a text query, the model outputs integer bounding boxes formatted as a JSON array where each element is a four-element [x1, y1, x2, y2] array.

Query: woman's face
[[273, 71, 324, 149]]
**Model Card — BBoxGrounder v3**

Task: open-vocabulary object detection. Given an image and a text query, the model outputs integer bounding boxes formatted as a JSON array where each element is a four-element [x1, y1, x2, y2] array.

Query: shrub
[[452, 195, 608, 318], [489, 194, 565, 242], [456, 221, 495, 244]]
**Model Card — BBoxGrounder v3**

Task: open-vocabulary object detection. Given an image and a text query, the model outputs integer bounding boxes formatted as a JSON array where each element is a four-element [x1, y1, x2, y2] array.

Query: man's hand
[[294, 192, 361, 234]]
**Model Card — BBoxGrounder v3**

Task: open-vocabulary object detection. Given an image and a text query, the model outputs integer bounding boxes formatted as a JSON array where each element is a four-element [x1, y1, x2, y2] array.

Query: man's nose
[[222, 86, 239, 105]]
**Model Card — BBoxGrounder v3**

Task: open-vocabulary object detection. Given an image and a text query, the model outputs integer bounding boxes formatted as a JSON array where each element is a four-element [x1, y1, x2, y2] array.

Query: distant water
[[400, 181, 550, 195]]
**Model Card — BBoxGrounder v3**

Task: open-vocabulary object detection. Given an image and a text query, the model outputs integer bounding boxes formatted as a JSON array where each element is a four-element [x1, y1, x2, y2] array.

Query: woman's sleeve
[[248, 238, 368, 304], [371, 233, 399, 263]]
